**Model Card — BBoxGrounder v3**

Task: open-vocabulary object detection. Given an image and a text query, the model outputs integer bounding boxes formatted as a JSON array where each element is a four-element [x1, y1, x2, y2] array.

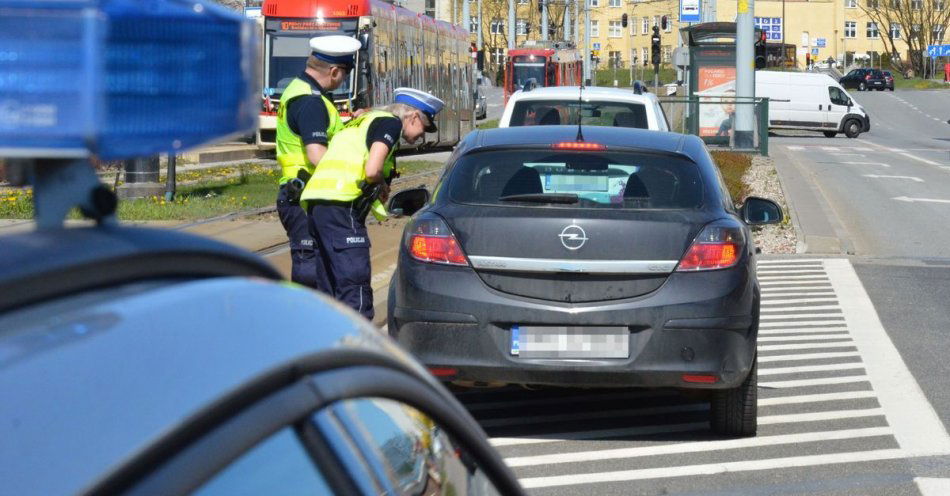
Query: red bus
[[504, 41, 583, 102], [257, 0, 474, 148]]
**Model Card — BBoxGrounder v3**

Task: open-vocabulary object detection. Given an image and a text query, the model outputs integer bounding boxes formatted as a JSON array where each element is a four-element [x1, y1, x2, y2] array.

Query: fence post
[[759, 98, 770, 156]]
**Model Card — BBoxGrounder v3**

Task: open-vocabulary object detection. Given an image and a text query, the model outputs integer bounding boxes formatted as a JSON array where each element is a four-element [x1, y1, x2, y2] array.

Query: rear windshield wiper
[[498, 193, 579, 204]]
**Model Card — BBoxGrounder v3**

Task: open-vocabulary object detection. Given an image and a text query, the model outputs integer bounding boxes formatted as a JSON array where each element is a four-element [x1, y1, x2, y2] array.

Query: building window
[[642, 46, 649, 65], [591, 20, 599, 37], [867, 0, 879, 6], [937, 0, 946, 10], [609, 20, 622, 37], [845, 0, 857, 7], [665, 18, 672, 32], [663, 45, 672, 63], [911, 23, 921, 36], [911, 0, 922, 8], [653, 15, 660, 28], [491, 48, 505, 65], [425, 0, 435, 18], [609, 50, 622, 67], [867, 21, 879, 38], [490, 18, 504, 35], [518, 0, 528, 4], [609, 0, 621, 6], [890, 22, 901, 39], [845, 21, 856, 38], [889, 0, 899, 8], [935, 25, 946, 41], [631, 19, 637, 35], [642, 16, 649, 34], [516, 18, 527, 36], [589, 0, 599, 6]]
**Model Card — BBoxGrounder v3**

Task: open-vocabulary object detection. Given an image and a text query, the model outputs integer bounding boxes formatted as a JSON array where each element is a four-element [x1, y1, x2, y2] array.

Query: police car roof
[[0, 228, 423, 495], [510, 85, 659, 103]]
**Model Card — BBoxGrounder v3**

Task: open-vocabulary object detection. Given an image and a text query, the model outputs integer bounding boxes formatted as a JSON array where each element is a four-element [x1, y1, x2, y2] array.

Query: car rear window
[[447, 149, 704, 210], [509, 99, 649, 128]]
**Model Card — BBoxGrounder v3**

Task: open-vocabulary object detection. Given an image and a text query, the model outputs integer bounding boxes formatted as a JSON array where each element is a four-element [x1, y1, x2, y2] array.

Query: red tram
[[258, 0, 474, 148], [504, 41, 583, 102]]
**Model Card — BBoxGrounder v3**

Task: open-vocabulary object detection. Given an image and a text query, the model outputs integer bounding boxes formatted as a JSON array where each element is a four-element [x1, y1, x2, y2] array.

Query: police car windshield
[[265, 18, 358, 100], [447, 150, 704, 210]]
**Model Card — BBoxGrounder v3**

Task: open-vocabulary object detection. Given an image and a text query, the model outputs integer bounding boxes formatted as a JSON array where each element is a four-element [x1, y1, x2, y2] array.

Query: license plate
[[510, 326, 630, 359]]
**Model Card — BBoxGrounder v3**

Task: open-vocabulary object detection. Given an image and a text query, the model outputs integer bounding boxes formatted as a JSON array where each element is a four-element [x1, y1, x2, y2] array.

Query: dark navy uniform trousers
[[276, 184, 330, 291], [306, 201, 374, 320]]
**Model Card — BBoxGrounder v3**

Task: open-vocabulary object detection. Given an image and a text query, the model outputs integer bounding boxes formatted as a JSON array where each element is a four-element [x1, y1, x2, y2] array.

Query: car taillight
[[407, 214, 469, 266], [865, 74, 871, 80], [676, 220, 745, 271], [552, 142, 607, 151]]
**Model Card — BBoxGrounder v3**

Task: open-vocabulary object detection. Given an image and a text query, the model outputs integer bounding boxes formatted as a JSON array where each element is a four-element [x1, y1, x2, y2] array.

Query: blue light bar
[[0, 0, 260, 160]]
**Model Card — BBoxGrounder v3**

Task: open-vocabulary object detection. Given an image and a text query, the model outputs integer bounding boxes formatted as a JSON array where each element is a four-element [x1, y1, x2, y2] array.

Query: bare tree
[[859, 0, 950, 77]]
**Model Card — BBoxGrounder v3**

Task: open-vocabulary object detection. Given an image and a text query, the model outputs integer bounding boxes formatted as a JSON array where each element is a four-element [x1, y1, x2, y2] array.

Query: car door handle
[[819, 105, 823, 110]]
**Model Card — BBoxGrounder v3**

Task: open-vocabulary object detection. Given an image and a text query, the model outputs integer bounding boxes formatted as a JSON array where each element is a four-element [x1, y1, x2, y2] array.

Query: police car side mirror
[[741, 197, 783, 226], [389, 187, 430, 218]]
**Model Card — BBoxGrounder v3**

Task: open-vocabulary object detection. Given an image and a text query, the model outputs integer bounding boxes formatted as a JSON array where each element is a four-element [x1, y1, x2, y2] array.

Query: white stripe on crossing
[[519, 448, 916, 488], [759, 326, 849, 335], [761, 298, 839, 305], [758, 333, 852, 343], [760, 375, 869, 389], [758, 351, 862, 362], [758, 362, 865, 376], [759, 275, 831, 281], [759, 342, 855, 352], [786, 146, 805, 151], [757, 269, 826, 274], [760, 313, 845, 321], [758, 390, 875, 405], [760, 281, 834, 287], [760, 291, 837, 298], [821, 146, 840, 151], [915, 478, 950, 496], [761, 305, 842, 313], [504, 427, 892, 468], [756, 258, 826, 265], [761, 286, 835, 293], [760, 320, 845, 328]]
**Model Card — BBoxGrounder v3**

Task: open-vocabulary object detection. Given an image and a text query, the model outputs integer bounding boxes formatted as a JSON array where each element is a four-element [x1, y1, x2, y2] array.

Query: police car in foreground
[[387, 125, 783, 437], [498, 85, 670, 131]]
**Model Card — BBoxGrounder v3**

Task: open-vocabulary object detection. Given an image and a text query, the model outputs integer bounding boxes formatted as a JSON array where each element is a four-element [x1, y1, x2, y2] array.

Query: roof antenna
[[576, 84, 585, 142]]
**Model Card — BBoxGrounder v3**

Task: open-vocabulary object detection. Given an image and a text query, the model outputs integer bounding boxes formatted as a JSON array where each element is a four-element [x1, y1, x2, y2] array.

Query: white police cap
[[309, 35, 361, 68], [393, 88, 444, 133]]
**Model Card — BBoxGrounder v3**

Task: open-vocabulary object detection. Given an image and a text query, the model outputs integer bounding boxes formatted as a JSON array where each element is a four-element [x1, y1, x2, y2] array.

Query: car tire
[[844, 119, 862, 138], [858, 82, 867, 91], [711, 356, 758, 437], [823, 131, 838, 138], [889, 87, 894, 91]]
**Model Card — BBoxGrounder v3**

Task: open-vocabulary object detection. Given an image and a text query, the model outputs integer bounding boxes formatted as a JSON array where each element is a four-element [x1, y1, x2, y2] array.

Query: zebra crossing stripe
[[760, 320, 845, 328], [758, 350, 862, 362], [504, 427, 892, 468], [760, 313, 845, 321], [759, 291, 837, 297], [757, 390, 876, 405], [758, 327, 849, 335], [758, 333, 852, 343], [761, 298, 839, 305], [759, 375, 869, 389], [758, 362, 865, 375]]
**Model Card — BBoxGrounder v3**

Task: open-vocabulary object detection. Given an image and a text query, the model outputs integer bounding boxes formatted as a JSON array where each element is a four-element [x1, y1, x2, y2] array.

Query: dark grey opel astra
[[387, 126, 782, 436]]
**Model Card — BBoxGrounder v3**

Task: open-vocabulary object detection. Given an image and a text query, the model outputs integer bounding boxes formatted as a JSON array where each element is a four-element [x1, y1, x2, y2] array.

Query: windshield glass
[[511, 55, 547, 89], [509, 99, 650, 128], [264, 18, 358, 100], [447, 150, 703, 209]]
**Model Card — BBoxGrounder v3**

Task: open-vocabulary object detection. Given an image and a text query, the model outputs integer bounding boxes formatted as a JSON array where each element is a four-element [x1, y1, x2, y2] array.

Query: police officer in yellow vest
[[275, 35, 361, 290], [301, 88, 444, 319]]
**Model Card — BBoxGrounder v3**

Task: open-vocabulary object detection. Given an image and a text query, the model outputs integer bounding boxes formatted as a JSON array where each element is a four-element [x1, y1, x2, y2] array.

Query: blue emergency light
[[0, 0, 259, 160]]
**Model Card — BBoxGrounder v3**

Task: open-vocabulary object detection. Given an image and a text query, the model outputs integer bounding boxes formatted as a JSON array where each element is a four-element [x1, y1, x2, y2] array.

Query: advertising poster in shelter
[[696, 66, 736, 137]]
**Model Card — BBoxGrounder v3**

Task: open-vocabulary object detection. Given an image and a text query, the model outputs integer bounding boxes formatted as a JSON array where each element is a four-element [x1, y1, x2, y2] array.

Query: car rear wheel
[[844, 119, 862, 138], [710, 357, 758, 437], [823, 131, 837, 138], [858, 82, 867, 91]]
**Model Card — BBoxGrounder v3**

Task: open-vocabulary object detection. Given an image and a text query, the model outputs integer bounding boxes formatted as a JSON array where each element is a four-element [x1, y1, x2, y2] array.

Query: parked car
[[757, 71, 870, 138], [882, 70, 895, 91], [0, 226, 524, 495], [474, 79, 488, 120], [386, 125, 784, 437], [499, 85, 670, 131], [839, 68, 887, 91]]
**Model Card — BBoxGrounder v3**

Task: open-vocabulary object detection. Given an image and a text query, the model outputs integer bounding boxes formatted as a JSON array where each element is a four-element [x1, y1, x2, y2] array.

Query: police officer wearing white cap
[[300, 88, 444, 320], [274, 34, 362, 291]]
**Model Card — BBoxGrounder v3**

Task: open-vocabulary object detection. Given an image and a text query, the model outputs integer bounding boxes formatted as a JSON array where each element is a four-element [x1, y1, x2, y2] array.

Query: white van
[[756, 72, 870, 138]]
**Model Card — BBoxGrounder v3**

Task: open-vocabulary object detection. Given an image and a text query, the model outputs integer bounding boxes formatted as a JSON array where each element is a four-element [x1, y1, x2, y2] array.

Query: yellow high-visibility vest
[[275, 77, 343, 184]]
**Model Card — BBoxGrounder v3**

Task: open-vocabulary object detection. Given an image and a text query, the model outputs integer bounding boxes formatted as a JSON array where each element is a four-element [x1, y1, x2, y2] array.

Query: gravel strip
[[745, 154, 799, 255]]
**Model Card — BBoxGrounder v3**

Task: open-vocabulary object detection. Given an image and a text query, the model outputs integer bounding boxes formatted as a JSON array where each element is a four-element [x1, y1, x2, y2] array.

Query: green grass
[[1, 161, 445, 221], [710, 151, 752, 203], [477, 119, 499, 129], [893, 76, 948, 90]]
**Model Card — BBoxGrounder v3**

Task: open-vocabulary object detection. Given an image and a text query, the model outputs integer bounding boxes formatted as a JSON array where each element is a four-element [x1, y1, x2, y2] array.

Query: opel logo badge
[[559, 225, 588, 250]]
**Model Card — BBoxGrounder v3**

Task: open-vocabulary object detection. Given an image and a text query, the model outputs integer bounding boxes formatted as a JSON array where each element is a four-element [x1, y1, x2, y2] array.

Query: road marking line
[[463, 390, 677, 412], [757, 269, 827, 275], [518, 448, 919, 488], [825, 258, 950, 455], [760, 313, 844, 321], [821, 146, 840, 151], [915, 477, 950, 496], [786, 146, 805, 151], [841, 161, 891, 167], [760, 319, 845, 328], [758, 362, 864, 375], [892, 196, 950, 204], [761, 298, 839, 305], [370, 262, 397, 287], [761, 304, 841, 311], [758, 351, 862, 362], [863, 174, 924, 182], [899, 152, 940, 166], [760, 291, 837, 298], [758, 390, 876, 405], [756, 258, 827, 265], [759, 375, 870, 388], [759, 275, 831, 281], [759, 334, 853, 344], [759, 342, 855, 352], [852, 147, 873, 152], [479, 403, 707, 428], [759, 327, 849, 335], [888, 148, 906, 152], [761, 285, 834, 292], [504, 427, 892, 468]]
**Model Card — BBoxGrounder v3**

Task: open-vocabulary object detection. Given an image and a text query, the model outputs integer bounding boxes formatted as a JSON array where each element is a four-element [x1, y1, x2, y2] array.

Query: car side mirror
[[741, 197, 783, 225], [388, 187, 430, 218]]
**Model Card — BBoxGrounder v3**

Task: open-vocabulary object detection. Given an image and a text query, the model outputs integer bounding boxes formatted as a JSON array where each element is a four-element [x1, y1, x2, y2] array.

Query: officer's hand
[[352, 108, 368, 118], [379, 183, 391, 203]]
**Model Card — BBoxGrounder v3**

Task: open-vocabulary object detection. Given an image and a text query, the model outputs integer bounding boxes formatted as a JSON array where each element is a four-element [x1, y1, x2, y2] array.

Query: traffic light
[[755, 30, 767, 69], [621, 14, 628, 28], [651, 25, 661, 66]]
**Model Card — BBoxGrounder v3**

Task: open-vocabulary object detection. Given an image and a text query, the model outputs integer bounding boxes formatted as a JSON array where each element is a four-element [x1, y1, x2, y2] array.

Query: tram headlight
[[0, 0, 260, 160]]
